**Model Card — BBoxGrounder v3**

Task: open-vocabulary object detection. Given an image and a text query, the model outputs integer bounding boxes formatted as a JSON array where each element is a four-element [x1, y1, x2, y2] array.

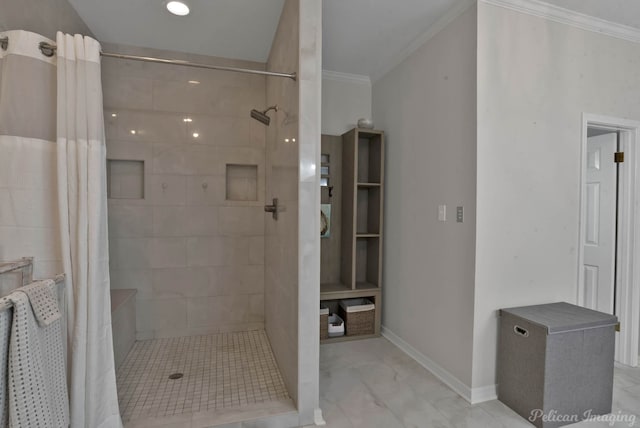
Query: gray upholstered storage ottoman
[[498, 302, 618, 428]]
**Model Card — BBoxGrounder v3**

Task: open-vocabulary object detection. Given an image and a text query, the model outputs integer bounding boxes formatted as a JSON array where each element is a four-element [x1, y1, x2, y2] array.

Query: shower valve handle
[[264, 198, 279, 220]]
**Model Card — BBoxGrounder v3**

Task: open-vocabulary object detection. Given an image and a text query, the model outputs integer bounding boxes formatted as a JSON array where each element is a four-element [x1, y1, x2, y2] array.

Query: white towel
[[0, 302, 12, 427], [20, 280, 60, 327], [6, 290, 69, 428]]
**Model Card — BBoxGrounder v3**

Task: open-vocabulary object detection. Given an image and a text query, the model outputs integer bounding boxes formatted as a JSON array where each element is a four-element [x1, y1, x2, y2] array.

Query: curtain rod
[[99, 51, 297, 80], [0, 37, 296, 80]]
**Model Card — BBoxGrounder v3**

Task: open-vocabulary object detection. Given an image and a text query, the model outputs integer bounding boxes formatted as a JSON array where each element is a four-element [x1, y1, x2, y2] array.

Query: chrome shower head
[[250, 105, 278, 126], [251, 109, 270, 125]]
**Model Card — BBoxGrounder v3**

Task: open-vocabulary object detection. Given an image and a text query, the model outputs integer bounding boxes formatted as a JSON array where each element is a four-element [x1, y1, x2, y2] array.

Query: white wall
[[474, 2, 640, 390], [372, 4, 477, 388], [322, 71, 371, 136]]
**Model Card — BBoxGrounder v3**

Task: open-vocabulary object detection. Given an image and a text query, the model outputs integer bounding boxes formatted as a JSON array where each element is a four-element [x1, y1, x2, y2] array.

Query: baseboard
[[313, 408, 326, 426], [381, 325, 497, 404], [471, 384, 498, 403]]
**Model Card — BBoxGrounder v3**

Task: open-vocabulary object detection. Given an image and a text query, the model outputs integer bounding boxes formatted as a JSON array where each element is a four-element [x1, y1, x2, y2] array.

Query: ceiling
[[68, 0, 640, 77], [67, 0, 285, 63], [322, 0, 458, 78]]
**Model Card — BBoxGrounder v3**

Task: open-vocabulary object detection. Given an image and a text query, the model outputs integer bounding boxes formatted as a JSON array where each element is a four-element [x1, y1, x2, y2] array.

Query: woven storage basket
[[320, 304, 329, 340], [339, 298, 375, 336]]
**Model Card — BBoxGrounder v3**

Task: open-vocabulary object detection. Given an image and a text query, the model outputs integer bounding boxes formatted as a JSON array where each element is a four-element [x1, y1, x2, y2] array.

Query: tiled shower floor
[[116, 330, 290, 424]]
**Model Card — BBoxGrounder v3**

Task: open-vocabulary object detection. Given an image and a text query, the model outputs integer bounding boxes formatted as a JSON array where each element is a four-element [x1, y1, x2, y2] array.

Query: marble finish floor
[[319, 338, 640, 428]]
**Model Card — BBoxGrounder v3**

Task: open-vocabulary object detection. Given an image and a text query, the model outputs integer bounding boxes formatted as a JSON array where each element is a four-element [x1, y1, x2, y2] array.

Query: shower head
[[250, 105, 278, 126]]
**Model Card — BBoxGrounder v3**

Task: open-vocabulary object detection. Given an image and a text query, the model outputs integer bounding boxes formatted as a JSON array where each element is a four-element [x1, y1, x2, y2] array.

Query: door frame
[[579, 113, 640, 367]]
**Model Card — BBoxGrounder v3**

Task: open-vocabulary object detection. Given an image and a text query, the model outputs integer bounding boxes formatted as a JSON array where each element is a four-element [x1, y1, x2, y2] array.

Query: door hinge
[[614, 152, 625, 163], [616, 322, 621, 332]]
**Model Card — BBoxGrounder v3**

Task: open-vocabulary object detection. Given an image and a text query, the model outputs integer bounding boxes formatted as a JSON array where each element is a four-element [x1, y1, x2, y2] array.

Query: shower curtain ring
[[39, 42, 55, 57]]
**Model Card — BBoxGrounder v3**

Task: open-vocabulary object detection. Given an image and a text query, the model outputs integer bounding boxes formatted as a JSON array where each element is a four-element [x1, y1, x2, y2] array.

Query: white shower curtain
[[56, 33, 122, 428]]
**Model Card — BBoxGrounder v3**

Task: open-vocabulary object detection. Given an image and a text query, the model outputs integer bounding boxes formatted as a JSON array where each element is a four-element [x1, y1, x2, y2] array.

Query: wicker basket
[[339, 298, 375, 336], [320, 304, 329, 340]]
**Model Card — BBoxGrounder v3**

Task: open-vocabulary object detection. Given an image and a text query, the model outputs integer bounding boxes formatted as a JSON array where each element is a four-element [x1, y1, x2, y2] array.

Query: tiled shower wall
[[102, 43, 268, 339], [265, 0, 300, 404]]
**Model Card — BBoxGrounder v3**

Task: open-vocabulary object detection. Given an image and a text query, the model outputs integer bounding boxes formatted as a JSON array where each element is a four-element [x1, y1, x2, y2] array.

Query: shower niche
[[226, 164, 258, 201], [107, 159, 145, 200], [320, 128, 384, 342]]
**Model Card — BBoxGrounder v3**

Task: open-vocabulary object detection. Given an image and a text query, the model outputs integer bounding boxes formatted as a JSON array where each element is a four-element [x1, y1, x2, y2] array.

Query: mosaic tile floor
[[116, 330, 289, 423]]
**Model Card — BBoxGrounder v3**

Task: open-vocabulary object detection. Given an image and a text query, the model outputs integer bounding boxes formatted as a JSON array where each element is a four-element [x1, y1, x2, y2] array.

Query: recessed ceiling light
[[166, 1, 190, 16]]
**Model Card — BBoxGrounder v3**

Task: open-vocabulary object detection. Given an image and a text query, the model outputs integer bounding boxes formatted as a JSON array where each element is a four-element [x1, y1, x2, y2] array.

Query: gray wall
[[102, 43, 268, 340], [0, 0, 92, 39], [372, 4, 477, 388]]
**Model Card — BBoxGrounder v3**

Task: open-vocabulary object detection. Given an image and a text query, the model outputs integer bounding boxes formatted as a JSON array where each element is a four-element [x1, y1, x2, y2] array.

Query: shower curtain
[[56, 33, 122, 428], [0, 29, 121, 427]]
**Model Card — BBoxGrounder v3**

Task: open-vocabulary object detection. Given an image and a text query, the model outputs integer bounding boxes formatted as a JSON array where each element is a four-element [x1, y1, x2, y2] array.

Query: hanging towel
[[6, 289, 69, 428], [0, 302, 12, 428], [19, 280, 60, 327]]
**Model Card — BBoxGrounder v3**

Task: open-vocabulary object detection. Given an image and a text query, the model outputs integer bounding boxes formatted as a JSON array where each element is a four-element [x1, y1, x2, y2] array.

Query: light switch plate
[[456, 206, 463, 223], [438, 205, 446, 222]]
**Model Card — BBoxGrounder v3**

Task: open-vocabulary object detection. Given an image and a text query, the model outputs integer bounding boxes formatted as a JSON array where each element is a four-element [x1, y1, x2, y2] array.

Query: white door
[[583, 133, 617, 314]]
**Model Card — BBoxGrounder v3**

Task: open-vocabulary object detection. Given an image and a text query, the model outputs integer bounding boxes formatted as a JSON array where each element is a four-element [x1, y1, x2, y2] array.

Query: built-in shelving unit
[[320, 128, 384, 343]]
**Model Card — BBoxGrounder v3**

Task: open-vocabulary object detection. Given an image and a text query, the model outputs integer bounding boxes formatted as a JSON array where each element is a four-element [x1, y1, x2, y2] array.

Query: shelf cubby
[[319, 293, 381, 343], [321, 128, 384, 343], [356, 186, 381, 235], [357, 131, 383, 184], [356, 237, 380, 288], [342, 128, 384, 292]]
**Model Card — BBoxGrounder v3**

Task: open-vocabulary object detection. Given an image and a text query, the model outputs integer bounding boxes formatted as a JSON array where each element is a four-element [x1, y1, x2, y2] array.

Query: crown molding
[[481, 0, 640, 44], [371, 0, 477, 83], [322, 70, 371, 86], [370, 0, 640, 84]]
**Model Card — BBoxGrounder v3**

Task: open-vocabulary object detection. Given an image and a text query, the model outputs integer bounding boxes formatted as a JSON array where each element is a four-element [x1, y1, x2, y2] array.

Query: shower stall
[[103, 1, 322, 426], [106, 48, 291, 421]]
